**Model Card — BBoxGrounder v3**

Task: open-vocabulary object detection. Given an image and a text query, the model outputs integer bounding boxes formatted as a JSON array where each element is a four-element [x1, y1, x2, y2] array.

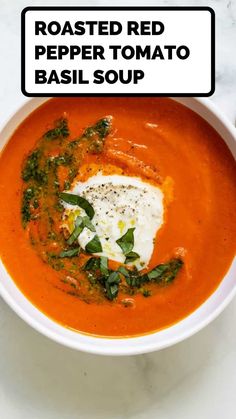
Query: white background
[[24, 8, 212, 94], [0, 0, 236, 418]]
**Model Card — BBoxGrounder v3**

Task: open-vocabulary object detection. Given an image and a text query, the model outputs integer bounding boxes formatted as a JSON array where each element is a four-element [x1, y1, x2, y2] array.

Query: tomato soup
[[0, 97, 235, 337]]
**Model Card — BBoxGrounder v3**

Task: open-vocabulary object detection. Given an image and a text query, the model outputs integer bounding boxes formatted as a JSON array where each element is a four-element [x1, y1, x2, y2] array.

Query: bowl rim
[[0, 96, 235, 356]]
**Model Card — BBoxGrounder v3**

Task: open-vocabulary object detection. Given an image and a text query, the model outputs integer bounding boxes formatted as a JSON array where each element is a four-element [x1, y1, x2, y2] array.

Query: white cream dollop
[[62, 174, 164, 270]]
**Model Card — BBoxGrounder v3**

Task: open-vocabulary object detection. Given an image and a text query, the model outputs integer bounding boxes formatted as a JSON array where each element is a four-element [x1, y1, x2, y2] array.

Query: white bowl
[[0, 97, 235, 356]]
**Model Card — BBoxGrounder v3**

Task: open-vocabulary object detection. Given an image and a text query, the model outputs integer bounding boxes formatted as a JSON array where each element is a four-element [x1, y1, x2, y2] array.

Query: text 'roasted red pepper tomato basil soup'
[[0, 98, 235, 337]]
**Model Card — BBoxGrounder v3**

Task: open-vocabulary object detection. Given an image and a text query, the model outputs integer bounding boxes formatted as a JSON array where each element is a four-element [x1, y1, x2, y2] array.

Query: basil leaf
[[59, 192, 94, 219], [106, 282, 119, 300], [116, 228, 135, 255], [82, 216, 96, 232], [118, 266, 130, 277], [125, 275, 143, 288], [146, 259, 183, 283], [105, 272, 121, 300], [163, 258, 183, 283], [59, 247, 80, 258], [146, 264, 168, 281], [100, 256, 109, 276], [107, 271, 120, 284], [85, 235, 103, 253], [67, 216, 96, 246], [125, 251, 140, 264], [82, 257, 100, 271], [123, 258, 183, 288], [67, 216, 84, 245]]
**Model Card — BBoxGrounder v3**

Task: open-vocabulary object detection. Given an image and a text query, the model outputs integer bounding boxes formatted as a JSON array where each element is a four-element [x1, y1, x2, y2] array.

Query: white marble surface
[[0, 0, 236, 418]]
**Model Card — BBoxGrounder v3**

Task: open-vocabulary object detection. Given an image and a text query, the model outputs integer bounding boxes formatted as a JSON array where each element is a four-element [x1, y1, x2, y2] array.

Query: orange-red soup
[[0, 97, 235, 337]]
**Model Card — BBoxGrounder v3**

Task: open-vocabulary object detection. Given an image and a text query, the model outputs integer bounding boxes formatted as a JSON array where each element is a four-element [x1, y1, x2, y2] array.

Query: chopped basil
[[67, 215, 96, 246], [116, 228, 135, 255], [85, 235, 103, 253], [106, 282, 119, 300], [59, 192, 94, 219], [82, 256, 183, 301], [82, 216, 96, 232], [145, 258, 183, 283], [100, 256, 109, 276], [67, 216, 84, 245], [82, 257, 100, 271], [126, 258, 183, 287], [163, 259, 183, 283], [82, 257, 120, 300], [59, 247, 80, 258], [124, 272, 143, 288], [125, 251, 140, 264], [105, 271, 121, 300], [107, 271, 120, 284], [118, 266, 130, 277]]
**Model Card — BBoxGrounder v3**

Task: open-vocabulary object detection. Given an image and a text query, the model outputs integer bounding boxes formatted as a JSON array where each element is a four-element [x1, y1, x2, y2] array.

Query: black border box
[[21, 6, 215, 97]]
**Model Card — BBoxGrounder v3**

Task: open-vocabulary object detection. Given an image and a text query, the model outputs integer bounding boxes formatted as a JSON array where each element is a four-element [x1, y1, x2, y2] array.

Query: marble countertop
[[0, 0, 235, 418]]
